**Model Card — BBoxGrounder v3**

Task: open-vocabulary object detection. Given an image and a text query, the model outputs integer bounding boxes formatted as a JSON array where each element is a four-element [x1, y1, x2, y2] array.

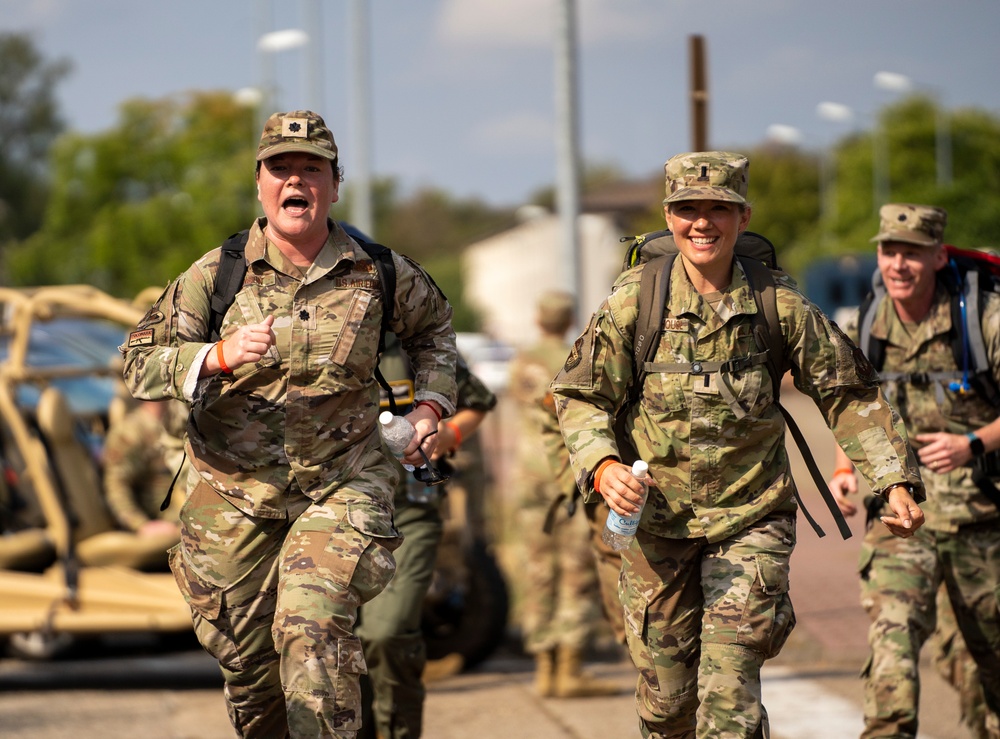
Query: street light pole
[[816, 101, 853, 243], [555, 0, 583, 326], [349, 0, 374, 236]]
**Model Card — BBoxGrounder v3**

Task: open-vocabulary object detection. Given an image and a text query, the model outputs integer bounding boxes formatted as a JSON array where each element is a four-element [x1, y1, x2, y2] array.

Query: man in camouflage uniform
[[358, 338, 496, 739], [829, 203, 1000, 739], [508, 290, 621, 699], [121, 110, 457, 738], [551, 152, 925, 739], [102, 398, 189, 536]]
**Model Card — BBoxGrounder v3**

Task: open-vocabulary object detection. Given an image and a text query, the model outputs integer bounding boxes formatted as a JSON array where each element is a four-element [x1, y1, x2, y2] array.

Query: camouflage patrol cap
[[871, 203, 947, 247], [256, 110, 338, 162], [663, 151, 749, 205], [537, 290, 575, 334]]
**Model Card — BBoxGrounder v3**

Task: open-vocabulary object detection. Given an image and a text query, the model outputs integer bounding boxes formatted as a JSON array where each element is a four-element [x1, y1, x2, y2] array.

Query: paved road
[[0, 645, 972, 738]]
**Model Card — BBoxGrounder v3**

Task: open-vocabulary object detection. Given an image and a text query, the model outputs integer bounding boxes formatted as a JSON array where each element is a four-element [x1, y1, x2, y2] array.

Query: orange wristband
[[446, 420, 462, 449], [593, 459, 618, 494], [216, 341, 232, 374], [416, 400, 442, 423], [833, 467, 854, 477]]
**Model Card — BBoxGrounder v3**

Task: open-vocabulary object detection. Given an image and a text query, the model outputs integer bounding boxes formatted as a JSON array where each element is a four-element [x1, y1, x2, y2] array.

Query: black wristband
[[967, 432, 986, 457]]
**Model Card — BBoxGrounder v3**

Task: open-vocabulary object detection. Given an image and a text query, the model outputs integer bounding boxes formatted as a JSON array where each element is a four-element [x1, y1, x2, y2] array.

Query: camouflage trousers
[[930, 582, 1000, 739], [859, 520, 1000, 739], [621, 511, 796, 739], [584, 500, 626, 644], [357, 498, 443, 739], [170, 476, 401, 739], [518, 486, 602, 653]]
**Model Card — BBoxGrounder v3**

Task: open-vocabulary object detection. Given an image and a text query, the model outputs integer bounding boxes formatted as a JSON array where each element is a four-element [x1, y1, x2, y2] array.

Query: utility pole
[[689, 35, 708, 151], [555, 0, 583, 326], [349, 0, 374, 236]]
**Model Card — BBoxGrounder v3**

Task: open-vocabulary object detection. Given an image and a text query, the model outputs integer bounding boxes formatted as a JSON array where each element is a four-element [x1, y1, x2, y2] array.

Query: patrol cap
[[663, 151, 749, 205], [537, 290, 575, 333], [871, 203, 947, 247], [256, 110, 338, 162]]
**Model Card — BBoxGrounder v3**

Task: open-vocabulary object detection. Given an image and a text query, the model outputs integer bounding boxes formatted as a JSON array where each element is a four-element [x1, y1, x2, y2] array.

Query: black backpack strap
[[208, 230, 251, 343], [353, 239, 399, 415], [614, 254, 673, 465], [740, 255, 852, 540]]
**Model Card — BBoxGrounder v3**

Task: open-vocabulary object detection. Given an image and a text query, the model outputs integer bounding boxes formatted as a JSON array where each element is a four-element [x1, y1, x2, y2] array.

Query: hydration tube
[[948, 258, 973, 394]]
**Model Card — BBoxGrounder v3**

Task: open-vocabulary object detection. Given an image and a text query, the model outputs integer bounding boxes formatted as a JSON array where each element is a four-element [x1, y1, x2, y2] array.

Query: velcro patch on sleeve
[[127, 329, 154, 347]]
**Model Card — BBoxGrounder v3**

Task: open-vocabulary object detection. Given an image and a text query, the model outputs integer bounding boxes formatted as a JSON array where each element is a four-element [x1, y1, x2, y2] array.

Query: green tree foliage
[[6, 92, 259, 294], [0, 33, 70, 243]]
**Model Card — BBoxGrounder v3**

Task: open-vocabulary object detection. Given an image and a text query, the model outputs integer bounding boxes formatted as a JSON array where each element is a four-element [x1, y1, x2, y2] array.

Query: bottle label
[[606, 509, 641, 537]]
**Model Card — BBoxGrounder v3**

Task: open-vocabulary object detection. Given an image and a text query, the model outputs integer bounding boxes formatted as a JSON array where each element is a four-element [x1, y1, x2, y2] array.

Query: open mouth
[[282, 196, 309, 213]]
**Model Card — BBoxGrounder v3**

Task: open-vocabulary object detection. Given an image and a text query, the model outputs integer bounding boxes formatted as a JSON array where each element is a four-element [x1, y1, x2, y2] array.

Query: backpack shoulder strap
[[208, 230, 250, 343], [352, 238, 399, 414], [858, 270, 886, 373], [353, 239, 396, 356], [739, 255, 853, 540]]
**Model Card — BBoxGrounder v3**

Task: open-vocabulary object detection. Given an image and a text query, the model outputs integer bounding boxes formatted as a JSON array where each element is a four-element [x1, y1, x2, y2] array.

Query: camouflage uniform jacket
[[509, 335, 573, 490], [121, 219, 458, 518], [552, 256, 923, 543], [845, 285, 1000, 533], [102, 401, 187, 530]]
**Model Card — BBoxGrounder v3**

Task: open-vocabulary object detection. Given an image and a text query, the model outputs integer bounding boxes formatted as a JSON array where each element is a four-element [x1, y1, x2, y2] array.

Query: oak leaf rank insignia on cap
[[282, 118, 308, 138]]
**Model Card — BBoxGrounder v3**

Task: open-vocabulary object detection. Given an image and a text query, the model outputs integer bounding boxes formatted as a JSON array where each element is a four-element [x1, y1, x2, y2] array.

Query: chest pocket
[[641, 321, 771, 420], [329, 289, 381, 380]]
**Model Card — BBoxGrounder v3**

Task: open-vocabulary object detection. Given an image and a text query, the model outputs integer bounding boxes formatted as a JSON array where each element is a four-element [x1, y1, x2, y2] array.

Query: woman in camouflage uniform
[[122, 111, 457, 738], [551, 151, 925, 738]]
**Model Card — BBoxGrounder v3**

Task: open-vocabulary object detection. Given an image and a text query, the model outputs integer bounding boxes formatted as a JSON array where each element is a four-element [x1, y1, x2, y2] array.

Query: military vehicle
[[0, 283, 509, 670]]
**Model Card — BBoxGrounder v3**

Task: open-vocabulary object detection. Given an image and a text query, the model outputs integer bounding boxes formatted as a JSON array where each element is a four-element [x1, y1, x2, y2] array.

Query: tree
[[0, 33, 70, 244], [5, 92, 259, 295]]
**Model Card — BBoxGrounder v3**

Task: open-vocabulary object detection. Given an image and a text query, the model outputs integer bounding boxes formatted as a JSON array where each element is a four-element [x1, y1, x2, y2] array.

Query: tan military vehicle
[[0, 285, 190, 658], [0, 283, 510, 669]]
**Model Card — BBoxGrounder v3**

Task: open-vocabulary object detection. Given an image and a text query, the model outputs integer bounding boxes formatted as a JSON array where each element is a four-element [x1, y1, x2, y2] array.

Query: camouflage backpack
[[616, 229, 852, 539]]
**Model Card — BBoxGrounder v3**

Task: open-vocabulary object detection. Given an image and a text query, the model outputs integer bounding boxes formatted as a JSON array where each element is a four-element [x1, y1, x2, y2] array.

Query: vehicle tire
[[421, 537, 509, 670]]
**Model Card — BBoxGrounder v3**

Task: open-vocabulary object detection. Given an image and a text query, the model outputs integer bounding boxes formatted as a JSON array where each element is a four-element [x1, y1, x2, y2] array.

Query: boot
[[553, 645, 620, 698], [422, 652, 464, 684], [534, 648, 556, 697]]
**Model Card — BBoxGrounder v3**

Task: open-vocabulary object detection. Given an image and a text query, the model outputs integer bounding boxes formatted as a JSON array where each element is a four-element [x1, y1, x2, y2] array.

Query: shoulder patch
[[127, 329, 154, 348], [136, 309, 165, 329], [564, 335, 584, 372]]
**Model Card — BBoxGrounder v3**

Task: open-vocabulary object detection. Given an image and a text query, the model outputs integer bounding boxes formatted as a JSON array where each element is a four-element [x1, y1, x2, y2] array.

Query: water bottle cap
[[378, 411, 395, 425], [631, 460, 649, 476]]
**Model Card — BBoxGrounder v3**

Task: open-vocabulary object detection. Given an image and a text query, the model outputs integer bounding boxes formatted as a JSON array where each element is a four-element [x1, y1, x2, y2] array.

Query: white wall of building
[[461, 212, 626, 349]]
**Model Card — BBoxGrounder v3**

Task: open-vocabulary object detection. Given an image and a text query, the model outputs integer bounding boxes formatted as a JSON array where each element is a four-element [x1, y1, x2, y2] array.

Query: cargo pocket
[[168, 544, 243, 670], [620, 573, 661, 694], [332, 635, 368, 732], [738, 553, 796, 660]]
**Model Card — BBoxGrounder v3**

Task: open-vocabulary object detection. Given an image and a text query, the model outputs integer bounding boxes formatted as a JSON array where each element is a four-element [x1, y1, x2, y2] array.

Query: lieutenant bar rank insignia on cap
[[282, 118, 309, 137]]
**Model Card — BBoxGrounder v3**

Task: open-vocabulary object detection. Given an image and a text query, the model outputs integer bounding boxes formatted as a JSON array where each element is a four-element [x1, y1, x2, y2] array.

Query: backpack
[[858, 244, 1000, 409], [617, 229, 853, 539], [207, 223, 399, 413]]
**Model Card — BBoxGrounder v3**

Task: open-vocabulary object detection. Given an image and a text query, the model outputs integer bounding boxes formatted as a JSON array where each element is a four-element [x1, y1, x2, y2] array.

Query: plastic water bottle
[[602, 460, 649, 551], [378, 411, 438, 504]]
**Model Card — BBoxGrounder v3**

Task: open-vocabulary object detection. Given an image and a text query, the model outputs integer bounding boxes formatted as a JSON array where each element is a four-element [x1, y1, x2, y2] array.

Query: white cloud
[[435, 0, 676, 49]]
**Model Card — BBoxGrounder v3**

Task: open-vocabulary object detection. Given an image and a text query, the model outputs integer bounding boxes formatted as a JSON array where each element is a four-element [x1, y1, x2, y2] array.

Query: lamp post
[[872, 71, 912, 211], [816, 102, 854, 244], [258, 28, 309, 116]]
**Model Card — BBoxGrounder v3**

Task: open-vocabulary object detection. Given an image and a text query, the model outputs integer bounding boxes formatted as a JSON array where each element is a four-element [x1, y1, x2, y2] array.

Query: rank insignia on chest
[[662, 318, 689, 332]]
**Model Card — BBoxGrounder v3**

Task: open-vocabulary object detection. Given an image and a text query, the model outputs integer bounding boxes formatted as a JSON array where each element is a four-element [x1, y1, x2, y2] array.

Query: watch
[[967, 432, 986, 457]]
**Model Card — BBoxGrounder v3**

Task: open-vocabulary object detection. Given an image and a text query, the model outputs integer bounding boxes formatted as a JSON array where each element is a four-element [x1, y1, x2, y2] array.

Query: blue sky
[[6, 0, 1000, 206]]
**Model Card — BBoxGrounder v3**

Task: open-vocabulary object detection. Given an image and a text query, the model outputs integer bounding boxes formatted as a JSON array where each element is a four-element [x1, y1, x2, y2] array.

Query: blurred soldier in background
[[358, 337, 496, 739], [102, 398, 189, 537], [508, 290, 620, 699], [829, 203, 1000, 738]]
